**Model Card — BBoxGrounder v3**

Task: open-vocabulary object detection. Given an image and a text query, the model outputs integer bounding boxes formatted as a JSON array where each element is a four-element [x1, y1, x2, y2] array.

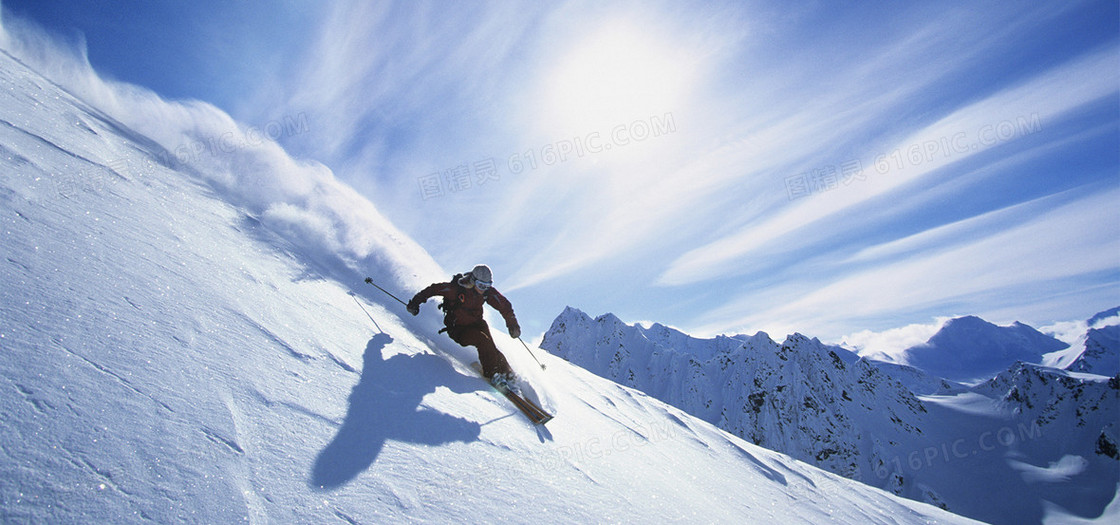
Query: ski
[[471, 363, 553, 425]]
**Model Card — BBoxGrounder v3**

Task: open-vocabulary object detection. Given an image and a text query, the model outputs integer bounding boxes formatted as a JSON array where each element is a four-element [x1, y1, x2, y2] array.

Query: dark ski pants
[[448, 323, 513, 379]]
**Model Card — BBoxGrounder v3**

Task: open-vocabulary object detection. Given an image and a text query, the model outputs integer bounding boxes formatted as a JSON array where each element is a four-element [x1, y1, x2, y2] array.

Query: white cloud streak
[[840, 317, 954, 362], [696, 185, 1120, 338], [658, 46, 1119, 286]]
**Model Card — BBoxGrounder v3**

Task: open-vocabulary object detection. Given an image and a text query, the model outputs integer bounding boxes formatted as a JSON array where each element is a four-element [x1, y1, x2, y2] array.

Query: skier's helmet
[[469, 264, 493, 291]]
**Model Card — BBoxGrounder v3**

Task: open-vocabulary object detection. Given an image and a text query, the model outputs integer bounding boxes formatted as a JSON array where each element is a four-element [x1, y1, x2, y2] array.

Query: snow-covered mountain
[[869, 361, 968, 397], [1087, 307, 1120, 328], [1068, 325, 1120, 377], [897, 316, 1069, 383], [973, 362, 1118, 463], [1044, 308, 1120, 378], [540, 308, 928, 482], [0, 28, 980, 525], [541, 307, 1119, 524]]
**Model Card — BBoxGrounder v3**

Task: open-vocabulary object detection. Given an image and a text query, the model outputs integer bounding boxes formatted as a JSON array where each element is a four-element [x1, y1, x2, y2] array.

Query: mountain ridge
[[541, 306, 1120, 524]]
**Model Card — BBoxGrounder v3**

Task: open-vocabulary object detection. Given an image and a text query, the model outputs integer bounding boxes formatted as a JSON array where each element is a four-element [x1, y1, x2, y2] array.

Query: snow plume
[[840, 317, 955, 363], [0, 6, 441, 291]]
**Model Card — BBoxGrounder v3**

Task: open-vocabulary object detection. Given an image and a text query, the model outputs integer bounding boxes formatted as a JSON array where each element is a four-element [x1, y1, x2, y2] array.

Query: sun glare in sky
[[538, 21, 693, 139]]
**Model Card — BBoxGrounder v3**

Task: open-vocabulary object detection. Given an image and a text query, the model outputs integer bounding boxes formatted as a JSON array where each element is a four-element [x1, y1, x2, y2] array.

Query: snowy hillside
[[541, 307, 1119, 524], [0, 36, 983, 524], [870, 362, 967, 397]]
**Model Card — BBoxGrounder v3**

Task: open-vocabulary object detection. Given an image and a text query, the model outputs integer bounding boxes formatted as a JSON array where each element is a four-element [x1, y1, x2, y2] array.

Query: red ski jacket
[[411, 279, 520, 336]]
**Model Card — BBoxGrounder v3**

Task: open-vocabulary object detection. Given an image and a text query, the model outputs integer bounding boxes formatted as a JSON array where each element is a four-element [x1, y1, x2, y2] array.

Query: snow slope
[[541, 308, 1119, 524], [0, 38, 977, 524]]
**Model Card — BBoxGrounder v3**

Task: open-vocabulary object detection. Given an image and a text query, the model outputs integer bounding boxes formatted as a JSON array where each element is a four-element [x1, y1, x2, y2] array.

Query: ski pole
[[518, 337, 547, 370], [364, 277, 408, 307]]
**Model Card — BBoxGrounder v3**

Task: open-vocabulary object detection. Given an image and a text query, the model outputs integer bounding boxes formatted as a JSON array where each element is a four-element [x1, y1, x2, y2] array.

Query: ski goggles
[[473, 278, 492, 291]]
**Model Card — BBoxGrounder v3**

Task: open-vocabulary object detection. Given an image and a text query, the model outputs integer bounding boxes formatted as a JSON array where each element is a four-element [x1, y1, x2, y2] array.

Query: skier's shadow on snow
[[311, 333, 481, 491]]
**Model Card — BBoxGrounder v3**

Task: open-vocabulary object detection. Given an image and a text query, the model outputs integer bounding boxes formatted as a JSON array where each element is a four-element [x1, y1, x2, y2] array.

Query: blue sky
[[4, 0, 1117, 343]]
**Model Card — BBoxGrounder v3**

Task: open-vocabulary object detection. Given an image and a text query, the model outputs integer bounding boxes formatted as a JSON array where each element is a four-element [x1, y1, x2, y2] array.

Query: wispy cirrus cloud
[[693, 183, 1120, 338], [658, 46, 1118, 288], [499, 2, 1053, 291]]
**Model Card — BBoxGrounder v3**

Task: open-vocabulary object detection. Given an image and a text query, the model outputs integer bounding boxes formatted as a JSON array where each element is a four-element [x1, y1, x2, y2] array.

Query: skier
[[406, 264, 521, 386]]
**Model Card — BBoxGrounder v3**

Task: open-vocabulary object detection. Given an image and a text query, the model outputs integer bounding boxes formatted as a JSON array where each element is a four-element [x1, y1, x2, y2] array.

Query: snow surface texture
[[0, 39, 980, 524], [541, 307, 1120, 525]]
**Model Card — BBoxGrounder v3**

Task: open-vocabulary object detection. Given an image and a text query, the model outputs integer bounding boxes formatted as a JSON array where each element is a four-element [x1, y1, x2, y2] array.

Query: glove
[[406, 302, 420, 316], [508, 324, 521, 339]]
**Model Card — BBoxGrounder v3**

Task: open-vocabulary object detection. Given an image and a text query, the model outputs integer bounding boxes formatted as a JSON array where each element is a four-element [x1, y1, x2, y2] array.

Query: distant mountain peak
[[1068, 324, 1120, 377], [1088, 306, 1120, 328], [903, 315, 1068, 382]]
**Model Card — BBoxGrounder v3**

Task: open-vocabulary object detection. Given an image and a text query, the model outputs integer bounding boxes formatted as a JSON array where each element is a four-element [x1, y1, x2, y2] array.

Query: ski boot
[[489, 372, 519, 394]]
